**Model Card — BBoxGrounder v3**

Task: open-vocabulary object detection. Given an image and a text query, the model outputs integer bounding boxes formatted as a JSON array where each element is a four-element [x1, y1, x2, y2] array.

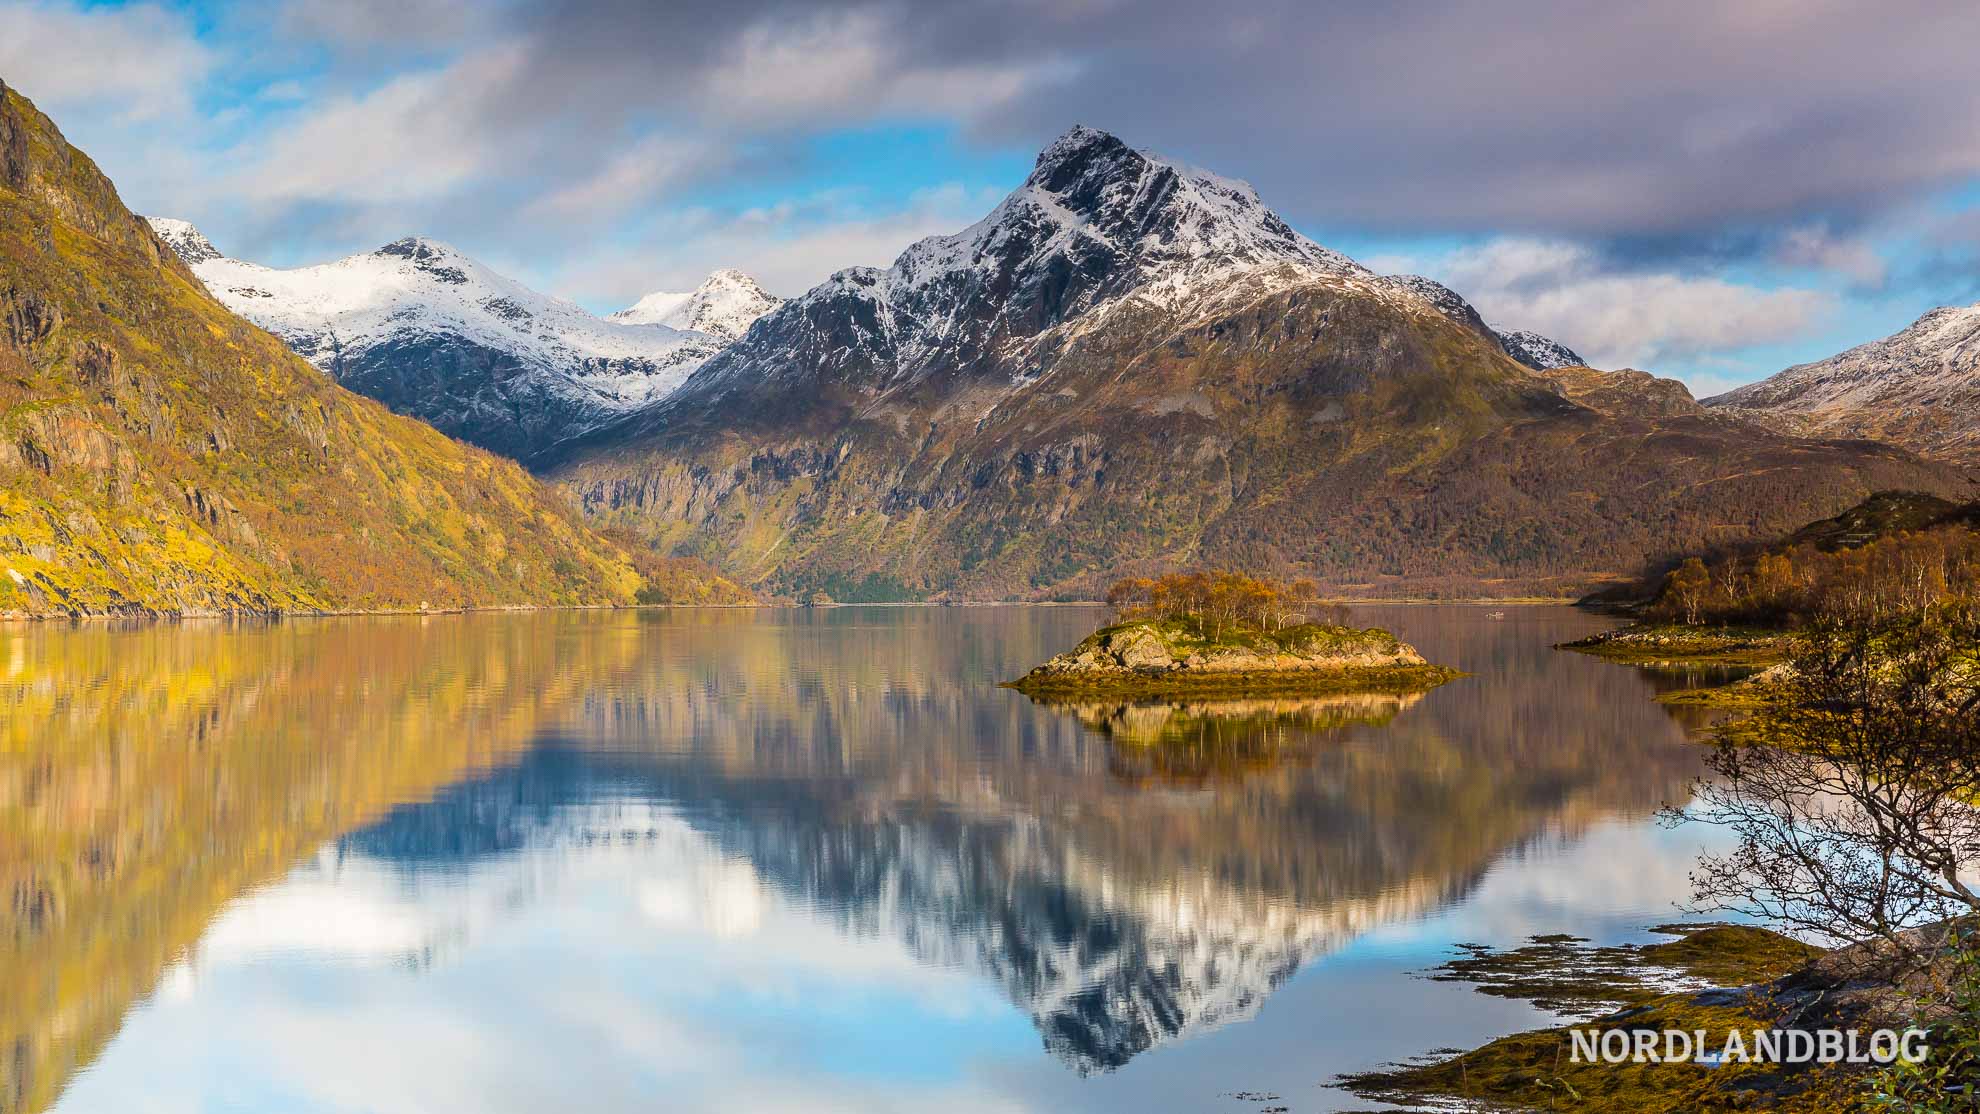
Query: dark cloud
[[350, 0, 1980, 243]]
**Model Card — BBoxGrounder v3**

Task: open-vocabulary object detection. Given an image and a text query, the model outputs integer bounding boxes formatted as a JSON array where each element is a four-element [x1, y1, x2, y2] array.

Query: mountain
[[609, 268, 781, 340], [0, 78, 655, 617], [548, 125, 1970, 600], [1373, 274, 1585, 370], [1705, 303, 1980, 465], [146, 219, 725, 460], [1496, 327, 1586, 370]]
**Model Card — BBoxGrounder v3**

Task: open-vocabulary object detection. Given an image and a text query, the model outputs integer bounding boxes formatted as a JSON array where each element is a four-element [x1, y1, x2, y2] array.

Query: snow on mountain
[[145, 218, 724, 459], [673, 125, 1386, 405], [1376, 274, 1497, 338], [1495, 327, 1587, 370], [149, 216, 222, 264], [1706, 302, 1980, 464], [610, 269, 782, 340], [1376, 275, 1587, 370]]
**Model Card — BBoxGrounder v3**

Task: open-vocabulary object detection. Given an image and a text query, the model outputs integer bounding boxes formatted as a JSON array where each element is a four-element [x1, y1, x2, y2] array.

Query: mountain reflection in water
[[3, 605, 1714, 1113]]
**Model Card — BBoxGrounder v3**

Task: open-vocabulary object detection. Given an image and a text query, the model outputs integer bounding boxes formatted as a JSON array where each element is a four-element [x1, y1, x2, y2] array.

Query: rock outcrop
[[1008, 620, 1455, 696]]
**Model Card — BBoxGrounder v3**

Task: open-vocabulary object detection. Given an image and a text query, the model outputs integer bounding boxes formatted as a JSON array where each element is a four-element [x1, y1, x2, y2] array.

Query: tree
[[1101, 569, 1339, 638], [1674, 604, 1980, 951], [1667, 557, 1712, 625]]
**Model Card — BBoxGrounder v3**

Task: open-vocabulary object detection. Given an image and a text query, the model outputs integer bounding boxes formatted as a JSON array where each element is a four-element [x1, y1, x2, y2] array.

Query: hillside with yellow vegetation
[[0, 78, 736, 616]]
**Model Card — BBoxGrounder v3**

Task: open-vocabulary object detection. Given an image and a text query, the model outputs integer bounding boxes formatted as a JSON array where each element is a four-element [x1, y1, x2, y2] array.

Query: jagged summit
[[372, 235, 465, 260], [610, 268, 781, 340], [664, 125, 1377, 410], [891, 124, 1363, 299]]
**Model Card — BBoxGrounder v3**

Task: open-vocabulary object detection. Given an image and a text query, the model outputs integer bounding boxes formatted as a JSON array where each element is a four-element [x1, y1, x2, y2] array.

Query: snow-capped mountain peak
[[674, 125, 1386, 405], [143, 215, 727, 459], [149, 217, 222, 265], [610, 268, 782, 340], [888, 124, 1365, 305]]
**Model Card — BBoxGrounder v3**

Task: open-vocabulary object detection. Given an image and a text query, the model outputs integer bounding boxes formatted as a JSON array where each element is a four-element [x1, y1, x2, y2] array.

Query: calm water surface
[[3, 605, 1730, 1113]]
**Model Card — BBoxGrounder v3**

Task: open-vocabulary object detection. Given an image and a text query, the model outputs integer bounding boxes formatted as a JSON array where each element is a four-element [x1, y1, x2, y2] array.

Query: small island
[[1005, 571, 1461, 698]]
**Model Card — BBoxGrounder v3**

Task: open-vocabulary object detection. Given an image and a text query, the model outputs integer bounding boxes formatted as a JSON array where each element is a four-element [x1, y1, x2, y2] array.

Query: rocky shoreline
[[1558, 623, 1792, 667]]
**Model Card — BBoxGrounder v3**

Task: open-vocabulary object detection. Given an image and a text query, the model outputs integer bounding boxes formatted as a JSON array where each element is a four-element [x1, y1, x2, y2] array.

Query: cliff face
[[0, 80, 648, 617]]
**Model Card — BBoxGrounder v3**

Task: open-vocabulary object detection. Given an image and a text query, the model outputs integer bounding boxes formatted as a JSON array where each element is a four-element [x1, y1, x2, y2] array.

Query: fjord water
[[5, 605, 1722, 1113]]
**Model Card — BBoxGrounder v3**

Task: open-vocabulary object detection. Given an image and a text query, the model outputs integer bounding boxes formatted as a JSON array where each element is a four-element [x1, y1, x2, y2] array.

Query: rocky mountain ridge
[[145, 218, 730, 460], [1706, 301, 1980, 465]]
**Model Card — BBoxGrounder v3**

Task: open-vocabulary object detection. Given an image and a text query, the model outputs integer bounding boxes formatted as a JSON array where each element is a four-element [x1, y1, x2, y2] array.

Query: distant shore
[[0, 596, 1592, 625]]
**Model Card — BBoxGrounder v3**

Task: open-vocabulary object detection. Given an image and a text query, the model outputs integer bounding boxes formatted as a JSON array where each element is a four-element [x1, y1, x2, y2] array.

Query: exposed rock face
[[0, 82, 646, 617], [1707, 303, 1980, 466], [551, 126, 1971, 601]]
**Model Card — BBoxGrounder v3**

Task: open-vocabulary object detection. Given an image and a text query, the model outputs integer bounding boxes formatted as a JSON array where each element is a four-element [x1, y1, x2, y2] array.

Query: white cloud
[[0, 0, 210, 121], [523, 134, 721, 222], [696, 6, 1062, 127], [228, 45, 528, 206], [547, 183, 1005, 308], [275, 0, 489, 48], [1419, 237, 1834, 375], [1775, 225, 1888, 289]]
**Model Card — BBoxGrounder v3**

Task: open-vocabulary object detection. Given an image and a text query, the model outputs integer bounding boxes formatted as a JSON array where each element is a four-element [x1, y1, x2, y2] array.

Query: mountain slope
[[0, 78, 650, 617], [146, 219, 723, 460], [609, 268, 781, 340], [1374, 273, 1587, 371], [550, 126, 1970, 600], [1706, 303, 1980, 465], [1495, 327, 1586, 371]]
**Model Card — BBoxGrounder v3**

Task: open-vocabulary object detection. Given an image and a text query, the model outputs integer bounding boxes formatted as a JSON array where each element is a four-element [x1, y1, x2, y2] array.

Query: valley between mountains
[[7, 77, 1977, 615]]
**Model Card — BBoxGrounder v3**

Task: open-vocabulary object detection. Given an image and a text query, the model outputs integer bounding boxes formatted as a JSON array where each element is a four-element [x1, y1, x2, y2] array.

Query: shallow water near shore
[[4, 604, 1733, 1113]]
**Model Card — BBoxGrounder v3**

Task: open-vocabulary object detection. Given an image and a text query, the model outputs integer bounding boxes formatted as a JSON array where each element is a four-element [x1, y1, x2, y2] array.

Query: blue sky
[[7, 0, 1980, 394]]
